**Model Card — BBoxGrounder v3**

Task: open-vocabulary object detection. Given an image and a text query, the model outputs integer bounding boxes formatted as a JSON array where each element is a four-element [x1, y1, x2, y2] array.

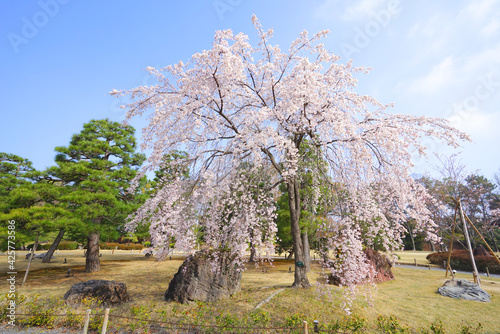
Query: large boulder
[[165, 250, 241, 304], [364, 248, 394, 283], [438, 279, 491, 302], [64, 280, 131, 306], [328, 248, 394, 286]]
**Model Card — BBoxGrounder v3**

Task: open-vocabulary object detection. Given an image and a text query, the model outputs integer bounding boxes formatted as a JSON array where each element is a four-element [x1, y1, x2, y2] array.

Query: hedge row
[[27, 241, 79, 250], [427, 250, 500, 274], [99, 242, 144, 250]]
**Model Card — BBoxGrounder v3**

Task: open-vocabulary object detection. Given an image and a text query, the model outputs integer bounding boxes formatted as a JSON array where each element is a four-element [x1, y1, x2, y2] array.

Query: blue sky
[[1, 0, 499, 180]]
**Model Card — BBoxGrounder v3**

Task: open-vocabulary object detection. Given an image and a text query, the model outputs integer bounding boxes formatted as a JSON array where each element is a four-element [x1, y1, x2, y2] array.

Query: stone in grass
[[437, 279, 491, 302], [165, 250, 242, 304], [64, 280, 131, 306], [26, 252, 54, 260]]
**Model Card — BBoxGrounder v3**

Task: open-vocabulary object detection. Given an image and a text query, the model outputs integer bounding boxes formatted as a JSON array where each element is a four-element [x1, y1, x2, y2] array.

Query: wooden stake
[[445, 203, 458, 278], [82, 309, 91, 334], [463, 212, 500, 266], [303, 320, 308, 334], [101, 308, 110, 334], [22, 235, 38, 287], [486, 267, 490, 277], [458, 200, 480, 286]]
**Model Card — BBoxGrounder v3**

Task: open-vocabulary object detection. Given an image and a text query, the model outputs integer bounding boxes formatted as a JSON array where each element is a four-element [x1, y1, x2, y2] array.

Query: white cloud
[[481, 17, 500, 36], [314, 0, 342, 20], [459, 0, 499, 20], [409, 56, 456, 94], [341, 0, 387, 21], [314, 0, 393, 21], [462, 43, 500, 76], [448, 109, 500, 140]]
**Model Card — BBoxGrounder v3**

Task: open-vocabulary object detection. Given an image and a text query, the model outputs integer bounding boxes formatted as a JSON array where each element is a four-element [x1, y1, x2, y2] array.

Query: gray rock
[[64, 280, 131, 306], [437, 279, 491, 302], [26, 253, 54, 260], [165, 250, 242, 304]]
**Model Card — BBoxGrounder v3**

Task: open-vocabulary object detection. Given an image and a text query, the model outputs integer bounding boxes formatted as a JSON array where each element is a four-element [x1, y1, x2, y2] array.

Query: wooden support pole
[[22, 235, 38, 287], [101, 308, 110, 334], [82, 309, 91, 334], [303, 320, 308, 334], [486, 267, 490, 277], [463, 212, 500, 266], [446, 203, 458, 278], [458, 200, 480, 286]]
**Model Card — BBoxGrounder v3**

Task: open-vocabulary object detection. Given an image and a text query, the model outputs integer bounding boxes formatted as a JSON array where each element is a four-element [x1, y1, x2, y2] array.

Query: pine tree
[[46, 119, 146, 272]]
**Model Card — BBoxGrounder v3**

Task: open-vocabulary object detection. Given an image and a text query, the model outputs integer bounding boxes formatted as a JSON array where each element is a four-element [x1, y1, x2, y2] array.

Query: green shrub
[[250, 309, 271, 326], [427, 250, 500, 274], [17, 295, 62, 329], [57, 241, 78, 250], [284, 313, 305, 329], [122, 235, 138, 243], [143, 241, 151, 247], [376, 315, 409, 334], [27, 243, 50, 250], [328, 314, 367, 332], [118, 243, 143, 250], [61, 309, 84, 329], [459, 321, 484, 334], [215, 312, 239, 330], [99, 242, 120, 250], [25, 241, 78, 251]]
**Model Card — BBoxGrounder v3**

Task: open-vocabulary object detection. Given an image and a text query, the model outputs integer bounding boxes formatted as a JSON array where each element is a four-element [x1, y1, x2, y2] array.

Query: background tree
[[0, 153, 34, 213], [118, 16, 468, 289], [0, 153, 72, 255], [45, 119, 146, 272]]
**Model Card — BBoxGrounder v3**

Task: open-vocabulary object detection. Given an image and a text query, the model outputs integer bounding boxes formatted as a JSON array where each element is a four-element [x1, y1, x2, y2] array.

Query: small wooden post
[[22, 235, 39, 286], [486, 267, 490, 277], [82, 309, 91, 334], [414, 258, 417, 266], [101, 308, 110, 334], [303, 320, 308, 334], [428, 264, 431, 270]]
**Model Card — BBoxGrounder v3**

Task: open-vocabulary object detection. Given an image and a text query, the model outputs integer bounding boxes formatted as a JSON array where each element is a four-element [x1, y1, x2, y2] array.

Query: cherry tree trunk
[[42, 229, 65, 263], [489, 231, 499, 252], [85, 231, 100, 273], [407, 224, 416, 251], [249, 243, 256, 263], [287, 177, 311, 288], [302, 230, 311, 272]]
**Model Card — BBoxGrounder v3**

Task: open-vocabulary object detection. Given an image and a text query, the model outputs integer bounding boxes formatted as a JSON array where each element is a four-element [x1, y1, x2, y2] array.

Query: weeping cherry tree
[[115, 16, 469, 290]]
